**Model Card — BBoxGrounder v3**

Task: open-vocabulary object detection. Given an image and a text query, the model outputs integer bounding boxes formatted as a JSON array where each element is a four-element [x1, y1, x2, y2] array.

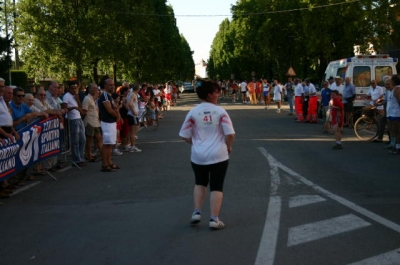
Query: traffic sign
[[286, 67, 296, 76]]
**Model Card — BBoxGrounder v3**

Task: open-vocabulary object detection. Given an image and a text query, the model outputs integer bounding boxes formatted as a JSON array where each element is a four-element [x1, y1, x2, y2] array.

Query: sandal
[[53, 164, 65, 170], [32, 171, 47, 176], [17, 182, 26, 186], [101, 165, 115, 172], [109, 164, 120, 170], [88, 158, 98, 163]]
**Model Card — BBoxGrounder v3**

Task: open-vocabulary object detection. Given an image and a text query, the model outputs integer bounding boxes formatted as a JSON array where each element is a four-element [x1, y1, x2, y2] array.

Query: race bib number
[[198, 111, 218, 125]]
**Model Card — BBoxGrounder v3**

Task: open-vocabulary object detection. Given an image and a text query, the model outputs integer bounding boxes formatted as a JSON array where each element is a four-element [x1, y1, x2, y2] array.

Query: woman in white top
[[179, 80, 235, 230], [273, 79, 283, 113], [386, 75, 400, 154], [262, 78, 271, 109]]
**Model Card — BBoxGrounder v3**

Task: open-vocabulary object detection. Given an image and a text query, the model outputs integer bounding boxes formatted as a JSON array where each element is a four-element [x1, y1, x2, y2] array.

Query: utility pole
[[4, 0, 12, 85]]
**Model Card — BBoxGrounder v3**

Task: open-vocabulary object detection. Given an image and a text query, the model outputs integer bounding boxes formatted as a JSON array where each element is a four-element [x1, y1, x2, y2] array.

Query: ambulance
[[323, 54, 398, 108]]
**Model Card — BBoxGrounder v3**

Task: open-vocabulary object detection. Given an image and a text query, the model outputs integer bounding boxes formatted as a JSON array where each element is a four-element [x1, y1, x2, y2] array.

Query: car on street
[[179, 82, 195, 93]]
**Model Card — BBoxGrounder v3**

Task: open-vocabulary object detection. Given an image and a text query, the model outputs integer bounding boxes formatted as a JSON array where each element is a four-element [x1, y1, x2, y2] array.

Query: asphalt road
[[1, 93, 399, 265]]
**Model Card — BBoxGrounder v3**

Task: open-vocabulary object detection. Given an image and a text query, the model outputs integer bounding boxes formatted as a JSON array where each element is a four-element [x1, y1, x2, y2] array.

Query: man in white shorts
[[98, 79, 120, 172]]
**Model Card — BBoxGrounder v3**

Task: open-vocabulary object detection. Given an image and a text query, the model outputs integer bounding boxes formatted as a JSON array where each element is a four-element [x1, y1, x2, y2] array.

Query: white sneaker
[[135, 135, 139, 140], [190, 212, 201, 225], [276, 109, 281, 113], [112, 149, 123, 156], [209, 219, 225, 230], [123, 145, 131, 151], [129, 146, 142, 153]]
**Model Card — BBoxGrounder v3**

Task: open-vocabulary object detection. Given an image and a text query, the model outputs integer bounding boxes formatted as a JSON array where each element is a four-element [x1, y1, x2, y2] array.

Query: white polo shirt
[[294, 84, 304, 96]]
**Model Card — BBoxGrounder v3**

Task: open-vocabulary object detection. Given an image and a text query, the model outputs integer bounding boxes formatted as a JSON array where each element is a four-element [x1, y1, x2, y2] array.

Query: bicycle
[[139, 104, 159, 131], [353, 105, 382, 141], [352, 99, 370, 126]]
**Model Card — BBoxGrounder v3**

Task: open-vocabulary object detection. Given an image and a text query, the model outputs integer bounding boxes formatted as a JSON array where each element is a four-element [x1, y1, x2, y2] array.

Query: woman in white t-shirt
[[179, 80, 235, 230], [273, 79, 283, 113]]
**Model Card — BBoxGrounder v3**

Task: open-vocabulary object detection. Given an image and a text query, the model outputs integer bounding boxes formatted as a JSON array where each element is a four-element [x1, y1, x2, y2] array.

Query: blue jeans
[[287, 93, 294, 114], [69, 119, 86, 163]]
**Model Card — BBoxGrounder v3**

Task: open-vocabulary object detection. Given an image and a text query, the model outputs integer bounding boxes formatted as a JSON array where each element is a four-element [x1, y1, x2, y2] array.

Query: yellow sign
[[286, 67, 296, 76]]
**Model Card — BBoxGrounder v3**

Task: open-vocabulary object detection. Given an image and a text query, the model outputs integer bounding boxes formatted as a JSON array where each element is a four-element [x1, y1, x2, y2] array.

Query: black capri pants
[[191, 160, 229, 192]]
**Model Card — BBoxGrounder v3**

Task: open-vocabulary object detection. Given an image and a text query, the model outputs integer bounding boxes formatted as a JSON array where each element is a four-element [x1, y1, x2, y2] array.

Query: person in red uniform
[[331, 90, 344, 149]]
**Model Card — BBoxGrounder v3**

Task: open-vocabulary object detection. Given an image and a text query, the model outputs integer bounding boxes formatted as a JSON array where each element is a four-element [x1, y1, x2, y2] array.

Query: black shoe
[[372, 138, 382, 143], [333, 144, 343, 150]]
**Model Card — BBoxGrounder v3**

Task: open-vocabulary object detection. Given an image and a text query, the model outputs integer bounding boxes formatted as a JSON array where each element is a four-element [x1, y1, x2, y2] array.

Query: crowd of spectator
[[0, 76, 180, 198]]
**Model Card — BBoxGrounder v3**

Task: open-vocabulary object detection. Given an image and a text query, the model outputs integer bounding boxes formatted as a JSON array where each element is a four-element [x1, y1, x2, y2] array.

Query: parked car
[[179, 82, 195, 93]]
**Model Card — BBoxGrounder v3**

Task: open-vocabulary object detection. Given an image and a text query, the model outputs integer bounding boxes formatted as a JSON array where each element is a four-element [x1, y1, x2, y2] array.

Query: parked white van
[[323, 54, 398, 108]]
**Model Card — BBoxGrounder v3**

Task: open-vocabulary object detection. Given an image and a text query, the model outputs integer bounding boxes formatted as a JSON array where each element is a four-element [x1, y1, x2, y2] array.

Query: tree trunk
[[92, 59, 99, 84], [113, 63, 117, 85]]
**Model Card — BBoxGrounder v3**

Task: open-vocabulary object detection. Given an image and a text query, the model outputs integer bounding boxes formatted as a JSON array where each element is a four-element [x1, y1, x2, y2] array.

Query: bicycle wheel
[[144, 111, 159, 131], [354, 116, 379, 141], [159, 107, 167, 118], [352, 108, 363, 125]]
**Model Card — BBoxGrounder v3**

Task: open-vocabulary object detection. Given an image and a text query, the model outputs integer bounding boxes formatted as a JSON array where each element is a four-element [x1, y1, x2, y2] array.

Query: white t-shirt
[[330, 83, 344, 95], [273, 85, 282, 101], [294, 84, 304, 96], [82, 94, 101, 127], [0, 97, 13, 127], [240, 82, 247, 92], [308, 83, 317, 95], [367, 85, 384, 110], [63, 92, 81, 120], [153, 89, 161, 101], [179, 102, 235, 165]]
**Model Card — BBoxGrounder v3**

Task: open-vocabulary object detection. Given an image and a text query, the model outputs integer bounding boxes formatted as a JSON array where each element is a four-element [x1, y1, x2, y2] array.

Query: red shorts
[[116, 120, 122, 131], [331, 116, 343, 127], [120, 118, 130, 138]]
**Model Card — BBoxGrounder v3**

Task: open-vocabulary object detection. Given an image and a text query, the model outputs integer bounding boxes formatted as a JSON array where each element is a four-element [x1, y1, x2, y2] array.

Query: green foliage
[[14, 0, 194, 83], [209, 0, 400, 82]]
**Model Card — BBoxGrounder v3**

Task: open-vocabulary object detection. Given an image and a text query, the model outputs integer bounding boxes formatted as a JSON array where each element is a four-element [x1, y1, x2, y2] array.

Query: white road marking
[[289, 195, 326, 208], [285, 175, 298, 186], [256, 147, 400, 265], [287, 214, 371, 247], [11, 181, 41, 196], [255, 196, 281, 265], [348, 248, 400, 265], [258, 147, 280, 196], [57, 166, 72, 173], [255, 147, 281, 265], [259, 147, 400, 234]]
